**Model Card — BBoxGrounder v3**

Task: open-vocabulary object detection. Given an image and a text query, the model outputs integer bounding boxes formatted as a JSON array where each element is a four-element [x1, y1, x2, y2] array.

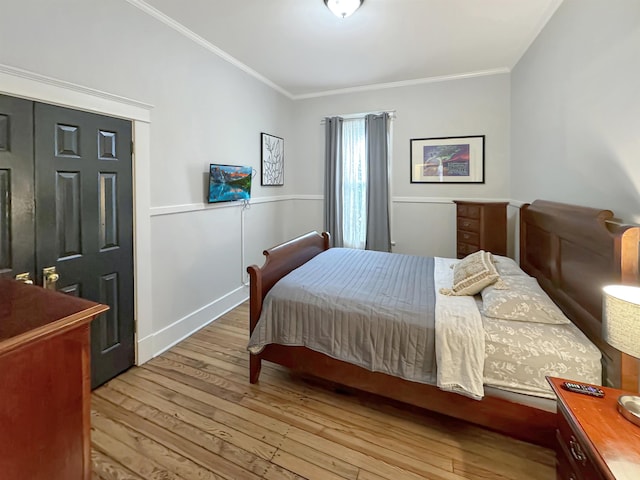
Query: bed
[[246, 200, 640, 447]]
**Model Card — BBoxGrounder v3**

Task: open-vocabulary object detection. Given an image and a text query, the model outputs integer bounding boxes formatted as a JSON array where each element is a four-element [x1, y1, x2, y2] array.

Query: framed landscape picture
[[410, 135, 484, 183], [261, 132, 284, 186]]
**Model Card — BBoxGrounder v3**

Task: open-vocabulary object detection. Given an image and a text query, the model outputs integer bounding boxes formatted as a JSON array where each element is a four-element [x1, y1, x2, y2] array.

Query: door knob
[[43, 266, 60, 290], [15, 272, 34, 285]]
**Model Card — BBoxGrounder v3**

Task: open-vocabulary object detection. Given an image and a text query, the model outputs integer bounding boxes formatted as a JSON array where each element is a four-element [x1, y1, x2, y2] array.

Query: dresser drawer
[[457, 242, 479, 258], [458, 230, 479, 245], [457, 204, 481, 219], [557, 411, 603, 480], [556, 440, 582, 480], [457, 217, 480, 232]]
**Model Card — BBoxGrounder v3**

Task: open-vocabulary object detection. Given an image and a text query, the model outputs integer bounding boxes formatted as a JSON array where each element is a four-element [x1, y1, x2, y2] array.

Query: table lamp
[[602, 284, 640, 426]]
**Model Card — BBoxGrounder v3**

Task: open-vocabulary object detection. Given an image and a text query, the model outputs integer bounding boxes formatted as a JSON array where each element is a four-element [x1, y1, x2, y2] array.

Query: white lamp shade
[[603, 285, 640, 358], [324, 0, 363, 18]]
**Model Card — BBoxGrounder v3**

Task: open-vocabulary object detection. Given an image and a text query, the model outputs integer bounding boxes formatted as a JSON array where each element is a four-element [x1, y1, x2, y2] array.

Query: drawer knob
[[463, 222, 470, 227], [569, 436, 587, 466]]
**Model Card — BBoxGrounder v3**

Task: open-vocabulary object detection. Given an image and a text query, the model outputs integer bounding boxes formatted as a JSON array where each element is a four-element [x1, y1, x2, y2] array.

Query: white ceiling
[[134, 0, 563, 99]]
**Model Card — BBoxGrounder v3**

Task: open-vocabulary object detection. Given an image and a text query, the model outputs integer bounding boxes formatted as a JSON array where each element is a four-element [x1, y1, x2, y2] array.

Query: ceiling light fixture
[[324, 0, 363, 19]]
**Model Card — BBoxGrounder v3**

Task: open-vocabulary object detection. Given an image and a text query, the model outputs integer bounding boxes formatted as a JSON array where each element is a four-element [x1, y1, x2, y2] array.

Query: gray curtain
[[323, 116, 344, 247], [365, 113, 391, 252]]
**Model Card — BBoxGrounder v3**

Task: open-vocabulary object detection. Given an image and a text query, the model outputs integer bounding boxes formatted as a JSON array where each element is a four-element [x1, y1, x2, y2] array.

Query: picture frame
[[410, 135, 485, 183], [261, 132, 284, 186]]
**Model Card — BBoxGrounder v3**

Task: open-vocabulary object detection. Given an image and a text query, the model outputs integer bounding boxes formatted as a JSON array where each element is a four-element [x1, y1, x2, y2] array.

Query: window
[[341, 118, 366, 249], [324, 113, 391, 252]]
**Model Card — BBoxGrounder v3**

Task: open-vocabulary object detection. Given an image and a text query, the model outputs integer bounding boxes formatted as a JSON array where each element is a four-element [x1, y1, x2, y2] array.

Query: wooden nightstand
[[548, 376, 640, 480]]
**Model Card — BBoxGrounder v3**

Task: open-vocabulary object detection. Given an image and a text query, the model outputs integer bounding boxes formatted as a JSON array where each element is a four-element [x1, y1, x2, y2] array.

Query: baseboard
[[135, 285, 249, 364], [135, 334, 155, 365]]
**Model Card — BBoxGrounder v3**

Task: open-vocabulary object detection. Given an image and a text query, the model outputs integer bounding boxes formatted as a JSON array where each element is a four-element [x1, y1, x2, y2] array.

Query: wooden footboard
[[246, 231, 330, 383]]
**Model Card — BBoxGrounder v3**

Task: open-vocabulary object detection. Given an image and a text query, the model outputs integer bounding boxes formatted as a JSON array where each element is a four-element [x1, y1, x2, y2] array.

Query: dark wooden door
[[0, 94, 135, 388], [0, 95, 35, 282], [34, 103, 135, 388]]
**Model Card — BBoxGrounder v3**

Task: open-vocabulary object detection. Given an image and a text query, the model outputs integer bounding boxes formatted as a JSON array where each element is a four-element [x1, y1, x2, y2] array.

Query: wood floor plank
[[174, 330, 551, 479], [137, 368, 453, 476], [92, 425, 187, 480], [277, 438, 360, 480], [97, 383, 307, 480], [284, 425, 462, 480], [95, 386, 285, 478], [162, 344, 550, 480], [137, 355, 463, 479], [357, 470, 393, 480], [91, 449, 144, 480], [198, 313, 555, 477], [106, 374, 282, 459], [143, 351, 466, 478], [120, 367, 384, 478], [92, 302, 555, 480], [128, 364, 323, 437], [452, 459, 513, 480], [271, 450, 352, 480], [93, 393, 267, 480], [92, 408, 228, 480]]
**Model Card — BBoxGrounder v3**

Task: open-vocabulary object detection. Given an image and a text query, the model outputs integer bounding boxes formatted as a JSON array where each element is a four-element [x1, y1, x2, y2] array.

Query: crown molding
[[0, 63, 153, 120], [291, 68, 511, 100], [124, 0, 293, 100]]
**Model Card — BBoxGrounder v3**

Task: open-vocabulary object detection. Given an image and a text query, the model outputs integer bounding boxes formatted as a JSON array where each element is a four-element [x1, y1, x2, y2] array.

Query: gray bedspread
[[247, 248, 437, 385]]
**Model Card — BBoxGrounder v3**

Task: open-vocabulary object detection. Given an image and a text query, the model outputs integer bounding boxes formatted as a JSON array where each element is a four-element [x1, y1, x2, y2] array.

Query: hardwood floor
[[91, 302, 555, 480]]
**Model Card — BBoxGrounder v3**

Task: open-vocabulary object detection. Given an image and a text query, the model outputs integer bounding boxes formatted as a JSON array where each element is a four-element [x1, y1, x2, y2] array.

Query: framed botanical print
[[261, 132, 284, 186]]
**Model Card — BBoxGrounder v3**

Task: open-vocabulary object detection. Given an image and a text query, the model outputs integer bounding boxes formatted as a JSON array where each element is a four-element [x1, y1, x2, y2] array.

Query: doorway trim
[[0, 63, 154, 364]]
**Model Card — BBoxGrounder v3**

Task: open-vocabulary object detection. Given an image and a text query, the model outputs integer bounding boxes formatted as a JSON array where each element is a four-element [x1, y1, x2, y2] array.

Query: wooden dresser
[[0, 280, 108, 480], [454, 200, 507, 258], [548, 376, 640, 480]]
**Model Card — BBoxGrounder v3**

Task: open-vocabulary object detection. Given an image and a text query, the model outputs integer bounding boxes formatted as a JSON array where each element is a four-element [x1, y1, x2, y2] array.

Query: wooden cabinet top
[[0, 279, 108, 355], [549, 376, 640, 480], [453, 200, 509, 206]]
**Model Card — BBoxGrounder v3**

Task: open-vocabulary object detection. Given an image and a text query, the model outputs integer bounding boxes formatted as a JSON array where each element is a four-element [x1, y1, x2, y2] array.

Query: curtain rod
[[320, 110, 396, 124]]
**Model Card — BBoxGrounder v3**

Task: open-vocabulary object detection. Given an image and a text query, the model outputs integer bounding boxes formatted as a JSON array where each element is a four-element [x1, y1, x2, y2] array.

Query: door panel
[[0, 96, 35, 280], [34, 102, 134, 388], [55, 171, 82, 258]]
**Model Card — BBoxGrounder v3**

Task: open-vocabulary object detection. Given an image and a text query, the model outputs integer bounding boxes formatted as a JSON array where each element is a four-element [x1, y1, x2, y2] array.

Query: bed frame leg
[[249, 354, 262, 384]]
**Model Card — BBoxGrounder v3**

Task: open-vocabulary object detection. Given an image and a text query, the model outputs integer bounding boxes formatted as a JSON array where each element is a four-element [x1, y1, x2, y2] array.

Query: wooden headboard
[[520, 200, 640, 389]]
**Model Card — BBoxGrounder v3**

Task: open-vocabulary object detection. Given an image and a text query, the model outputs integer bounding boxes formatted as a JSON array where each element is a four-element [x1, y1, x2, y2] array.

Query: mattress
[[248, 247, 438, 385]]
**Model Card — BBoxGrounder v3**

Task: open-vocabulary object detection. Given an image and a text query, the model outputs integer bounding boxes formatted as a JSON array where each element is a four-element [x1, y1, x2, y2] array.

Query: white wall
[[290, 74, 512, 258], [511, 0, 640, 223], [0, 0, 294, 358]]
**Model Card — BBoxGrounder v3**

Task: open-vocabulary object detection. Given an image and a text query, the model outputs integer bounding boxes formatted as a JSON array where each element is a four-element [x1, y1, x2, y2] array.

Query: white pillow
[[441, 250, 501, 296], [481, 275, 570, 324], [493, 255, 528, 277]]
